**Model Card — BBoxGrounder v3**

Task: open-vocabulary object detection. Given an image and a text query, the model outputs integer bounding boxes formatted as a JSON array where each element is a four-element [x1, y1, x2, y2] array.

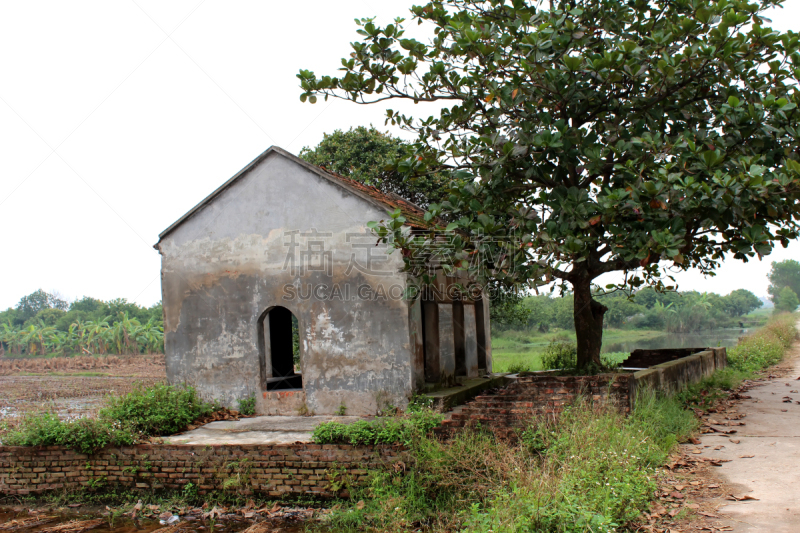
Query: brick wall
[[0, 443, 406, 498], [437, 373, 632, 439]]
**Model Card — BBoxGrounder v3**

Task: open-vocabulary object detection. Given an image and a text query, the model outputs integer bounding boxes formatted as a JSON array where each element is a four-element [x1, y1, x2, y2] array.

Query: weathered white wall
[[157, 151, 415, 415]]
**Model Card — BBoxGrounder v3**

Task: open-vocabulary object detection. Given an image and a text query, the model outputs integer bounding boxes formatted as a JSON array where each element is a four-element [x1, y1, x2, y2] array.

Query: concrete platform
[[162, 376, 511, 445], [162, 415, 363, 445]]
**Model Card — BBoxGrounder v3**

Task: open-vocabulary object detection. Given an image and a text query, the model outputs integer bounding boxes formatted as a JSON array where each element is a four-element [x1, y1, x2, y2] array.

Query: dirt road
[[695, 321, 800, 533]]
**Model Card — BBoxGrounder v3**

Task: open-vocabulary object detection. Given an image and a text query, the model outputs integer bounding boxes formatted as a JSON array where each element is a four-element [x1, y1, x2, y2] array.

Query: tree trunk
[[572, 273, 607, 369]]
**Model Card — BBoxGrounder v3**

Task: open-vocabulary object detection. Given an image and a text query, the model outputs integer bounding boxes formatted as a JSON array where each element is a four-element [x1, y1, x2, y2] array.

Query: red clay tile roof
[[318, 166, 431, 229]]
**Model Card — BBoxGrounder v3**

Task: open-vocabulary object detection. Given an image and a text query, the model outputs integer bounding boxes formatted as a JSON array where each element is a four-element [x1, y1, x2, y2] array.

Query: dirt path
[[693, 320, 800, 532]]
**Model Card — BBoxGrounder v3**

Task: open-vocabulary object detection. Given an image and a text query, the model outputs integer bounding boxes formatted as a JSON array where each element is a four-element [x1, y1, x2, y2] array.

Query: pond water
[[602, 328, 747, 354]]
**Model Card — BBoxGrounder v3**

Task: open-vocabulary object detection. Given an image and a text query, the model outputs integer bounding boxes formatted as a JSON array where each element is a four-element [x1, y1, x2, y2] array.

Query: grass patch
[[312, 409, 443, 446], [1, 383, 217, 453]]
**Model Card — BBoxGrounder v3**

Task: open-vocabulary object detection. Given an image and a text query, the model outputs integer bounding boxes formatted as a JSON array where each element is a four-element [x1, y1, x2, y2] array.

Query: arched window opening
[[258, 306, 302, 391]]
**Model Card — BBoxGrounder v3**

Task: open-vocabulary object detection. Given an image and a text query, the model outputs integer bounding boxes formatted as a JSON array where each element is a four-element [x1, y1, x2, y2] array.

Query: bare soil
[[0, 355, 166, 422]]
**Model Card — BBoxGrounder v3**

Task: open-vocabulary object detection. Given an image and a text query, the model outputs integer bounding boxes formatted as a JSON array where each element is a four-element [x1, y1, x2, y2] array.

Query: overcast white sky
[[1, 1, 798, 311]]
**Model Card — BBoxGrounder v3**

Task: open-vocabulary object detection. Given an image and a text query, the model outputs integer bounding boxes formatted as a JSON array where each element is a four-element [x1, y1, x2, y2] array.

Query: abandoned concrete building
[[155, 146, 492, 416]]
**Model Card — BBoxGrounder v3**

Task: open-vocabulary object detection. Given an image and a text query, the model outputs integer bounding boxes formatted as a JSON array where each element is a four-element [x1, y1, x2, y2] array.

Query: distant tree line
[[493, 260, 800, 334], [492, 287, 764, 334], [0, 289, 163, 357]]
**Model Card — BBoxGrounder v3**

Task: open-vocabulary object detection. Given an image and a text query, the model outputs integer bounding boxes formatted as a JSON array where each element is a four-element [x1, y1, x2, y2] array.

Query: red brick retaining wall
[[437, 373, 632, 439], [436, 348, 727, 440], [0, 443, 405, 498]]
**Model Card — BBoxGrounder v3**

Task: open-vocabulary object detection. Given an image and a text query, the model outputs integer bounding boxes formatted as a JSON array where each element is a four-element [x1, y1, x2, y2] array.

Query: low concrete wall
[[630, 347, 727, 400], [0, 443, 405, 498]]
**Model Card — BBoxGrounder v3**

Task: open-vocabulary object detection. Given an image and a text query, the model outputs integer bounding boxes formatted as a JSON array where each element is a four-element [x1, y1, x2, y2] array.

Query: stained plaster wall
[[156, 152, 415, 415]]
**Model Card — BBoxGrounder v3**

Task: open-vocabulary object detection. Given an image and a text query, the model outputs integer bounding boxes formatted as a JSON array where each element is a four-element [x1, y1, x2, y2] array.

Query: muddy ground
[[0, 503, 313, 533], [0, 355, 166, 422]]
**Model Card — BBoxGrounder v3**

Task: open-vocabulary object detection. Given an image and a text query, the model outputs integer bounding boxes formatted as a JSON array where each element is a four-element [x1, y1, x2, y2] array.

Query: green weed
[[238, 394, 256, 416], [1, 383, 217, 453], [312, 409, 443, 447]]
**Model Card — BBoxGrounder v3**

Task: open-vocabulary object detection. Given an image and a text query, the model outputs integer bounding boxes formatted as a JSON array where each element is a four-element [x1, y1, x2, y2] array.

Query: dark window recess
[[258, 306, 302, 391], [475, 297, 488, 370], [453, 300, 466, 376], [422, 299, 440, 382]]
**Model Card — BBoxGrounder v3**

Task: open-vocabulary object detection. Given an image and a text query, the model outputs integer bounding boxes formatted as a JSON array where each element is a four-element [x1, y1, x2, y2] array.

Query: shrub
[[2, 384, 219, 453], [540, 341, 577, 370], [58, 418, 137, 455], [2, 412, 65, 447], [100, 383, 215, 436], [2, 412, 137, 454], [506, 361, 533, 374]]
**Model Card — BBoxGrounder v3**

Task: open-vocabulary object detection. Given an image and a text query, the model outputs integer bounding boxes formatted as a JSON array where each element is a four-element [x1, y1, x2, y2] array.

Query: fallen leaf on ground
[[739, 455, 755, 458], [699, 511, 719, 518], [707, 484, 720, 488], [727, 494, 759, 501], [355, 501, 365, 510], [729, 439, 740, 444]]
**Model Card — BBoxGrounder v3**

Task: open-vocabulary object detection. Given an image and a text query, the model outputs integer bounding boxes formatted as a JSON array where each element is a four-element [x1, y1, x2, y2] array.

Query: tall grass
[[324, 316, 798, 532], [727, 313, 797, 373], [322, 394, 697, 533]]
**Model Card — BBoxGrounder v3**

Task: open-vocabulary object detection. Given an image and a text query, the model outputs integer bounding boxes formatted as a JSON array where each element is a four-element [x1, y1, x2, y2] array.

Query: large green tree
[[16, 289, 68, 321], [774, 286, 799, 313], [299, 0, 800, 367], [767, 259, 800, 302], [722, 288, 762, 317], [300, 126, 450, 207]]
